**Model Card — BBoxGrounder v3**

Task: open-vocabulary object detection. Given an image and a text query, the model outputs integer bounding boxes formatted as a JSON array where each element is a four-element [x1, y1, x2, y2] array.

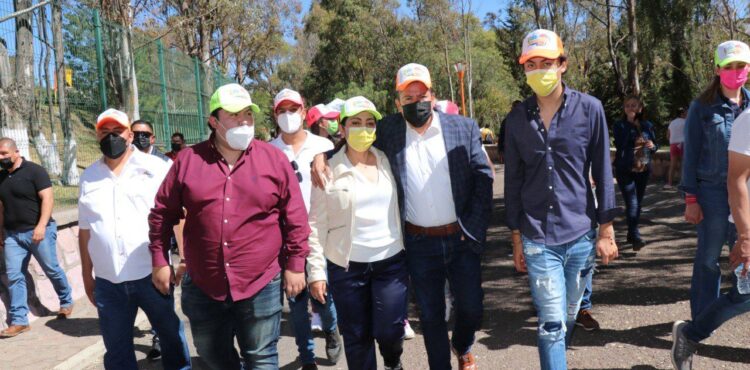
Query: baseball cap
[[327, 98, 345, 113], [519, 29, 565, 64], [306, 104, 340, 126], [435, 100, 460, 115], [715, 40, 750, 67], [396, 63, 432, 91], [209, 83, 260, 114], [96, 108, 130, 130], [341, 96, 382, 121], [273, 88, 304, 112]]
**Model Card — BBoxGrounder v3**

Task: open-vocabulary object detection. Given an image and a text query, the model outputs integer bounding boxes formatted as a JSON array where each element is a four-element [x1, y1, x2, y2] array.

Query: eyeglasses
[[133, 131, 153, 138], [290, 160, 303, 183]]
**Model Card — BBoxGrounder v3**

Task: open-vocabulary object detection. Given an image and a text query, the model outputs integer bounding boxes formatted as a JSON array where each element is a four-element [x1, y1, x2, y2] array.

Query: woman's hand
[[309, 281, 327, 304]]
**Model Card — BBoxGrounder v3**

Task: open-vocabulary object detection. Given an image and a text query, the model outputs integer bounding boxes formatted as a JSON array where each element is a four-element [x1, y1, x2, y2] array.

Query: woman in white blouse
[[306, 96, 407, 370]]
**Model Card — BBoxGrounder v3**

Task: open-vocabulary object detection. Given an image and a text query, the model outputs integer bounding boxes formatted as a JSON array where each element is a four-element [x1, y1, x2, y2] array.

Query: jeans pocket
[[249, 275, 282, 319]]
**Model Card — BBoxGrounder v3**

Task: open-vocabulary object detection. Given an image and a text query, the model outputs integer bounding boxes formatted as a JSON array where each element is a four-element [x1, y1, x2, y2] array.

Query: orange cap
[[518, 29, 565, 64]]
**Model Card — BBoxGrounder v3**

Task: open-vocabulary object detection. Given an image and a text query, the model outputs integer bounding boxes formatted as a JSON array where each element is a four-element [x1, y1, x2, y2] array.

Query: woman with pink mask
[[671, 40, 750, 370]]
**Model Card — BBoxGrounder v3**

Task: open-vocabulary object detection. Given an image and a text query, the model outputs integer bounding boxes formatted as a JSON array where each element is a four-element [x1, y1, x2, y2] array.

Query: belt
[[404, 222, 461, 237]]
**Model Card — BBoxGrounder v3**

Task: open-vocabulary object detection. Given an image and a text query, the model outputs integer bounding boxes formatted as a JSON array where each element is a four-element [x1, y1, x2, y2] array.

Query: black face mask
[[402, 101, 433, 128], [0, 157, 13, 170], [133, 132, 152, 151], [100, 133, 128, 159], [170, 143, 182, 152]]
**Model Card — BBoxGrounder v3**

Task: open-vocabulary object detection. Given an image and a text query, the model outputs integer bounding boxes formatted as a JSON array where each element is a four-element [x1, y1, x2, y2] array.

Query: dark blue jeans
[[181, 272, 282, 370], [288, 280, 338, 364], [685, 271, 750, 342], [327, 251, 408, 370], [691, 182, 737, 319], [580, 272, 593, 311], [405, 233, 484, 370], [616, 170, 650, 239], [94, 275, 190, 370], [4, 221, 73, 325]]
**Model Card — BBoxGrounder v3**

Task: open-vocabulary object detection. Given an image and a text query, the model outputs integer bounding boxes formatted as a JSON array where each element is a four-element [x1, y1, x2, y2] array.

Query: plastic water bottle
[[734, 264, 750, 295]]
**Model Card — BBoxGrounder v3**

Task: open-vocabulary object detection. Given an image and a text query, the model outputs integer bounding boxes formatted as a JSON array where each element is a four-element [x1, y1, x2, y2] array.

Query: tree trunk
[[36, 5, 62, 177], [121, 26, 139, 120], [53, 0, 78, 185], [10, 0, 34, 159], [626, 0, 640, 96], [605, 0, 626, 98]]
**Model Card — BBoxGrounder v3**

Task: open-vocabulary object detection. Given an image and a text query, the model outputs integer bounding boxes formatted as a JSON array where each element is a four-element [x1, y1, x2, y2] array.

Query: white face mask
[[222, 124, 254, 150], [278, 112, 303, 134]]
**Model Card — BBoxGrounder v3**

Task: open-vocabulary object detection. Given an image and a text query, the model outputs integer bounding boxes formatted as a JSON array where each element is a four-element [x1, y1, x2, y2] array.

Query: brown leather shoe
[[575, 309, 601, 331], [57, 304, 74, 319], [454, 349, 477, 370], [0, 325, 30, 338]]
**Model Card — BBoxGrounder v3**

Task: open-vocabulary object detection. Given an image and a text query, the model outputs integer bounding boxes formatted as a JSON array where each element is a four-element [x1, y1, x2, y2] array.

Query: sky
[[297, 0, 509, 23]]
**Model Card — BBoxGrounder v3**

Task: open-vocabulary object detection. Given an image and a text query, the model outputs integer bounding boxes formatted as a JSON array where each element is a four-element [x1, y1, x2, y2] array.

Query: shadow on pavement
[[46, 317, 101, 337]]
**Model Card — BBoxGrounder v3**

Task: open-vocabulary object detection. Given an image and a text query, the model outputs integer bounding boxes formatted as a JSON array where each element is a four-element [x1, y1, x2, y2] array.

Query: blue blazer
[[374, 111, 494, 251]]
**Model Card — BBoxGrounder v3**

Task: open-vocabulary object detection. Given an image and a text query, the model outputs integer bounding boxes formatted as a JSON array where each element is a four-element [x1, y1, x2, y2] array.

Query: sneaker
[[403, 320, 416, 340], [632, 237, 646, 252], [146, 335, 162, 361], [671, 321, 697, 370], [301, 363, 318, 370], [452, 347, 478, 370], [384, 362, 404, 370], [324, 327, 342, 364], [310, 312, 323, 333], [575, 309, 600, 331]]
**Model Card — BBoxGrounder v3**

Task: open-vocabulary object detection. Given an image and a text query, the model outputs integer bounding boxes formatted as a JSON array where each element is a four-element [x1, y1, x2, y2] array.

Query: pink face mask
[[719, 66, 750, 90]]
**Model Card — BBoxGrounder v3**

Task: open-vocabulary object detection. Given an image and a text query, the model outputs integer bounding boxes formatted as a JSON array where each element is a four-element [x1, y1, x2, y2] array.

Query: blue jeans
[[522, 229, 597, 370], [181, 272, 282, 370], [685, 271, 750, 342], [94, 275, 190, 370], [327, 251, 408, 370], [580, 273, 593, 311], [288, 278, 338, 364], [691, 182, 737, 319], [4, 221, 72, 325], [405, 233, 484, 370], [616, 170, 650, 238]]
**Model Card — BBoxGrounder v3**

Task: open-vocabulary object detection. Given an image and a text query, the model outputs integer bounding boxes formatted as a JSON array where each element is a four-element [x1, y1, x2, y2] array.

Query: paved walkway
[[2, 165, 750, 369]]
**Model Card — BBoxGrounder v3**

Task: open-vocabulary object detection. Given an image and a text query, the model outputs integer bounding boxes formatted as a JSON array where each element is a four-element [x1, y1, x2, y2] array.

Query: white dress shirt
[[78, 148, 171, 283], [271, 130, 334, 212], [404, 113, 458, 227]]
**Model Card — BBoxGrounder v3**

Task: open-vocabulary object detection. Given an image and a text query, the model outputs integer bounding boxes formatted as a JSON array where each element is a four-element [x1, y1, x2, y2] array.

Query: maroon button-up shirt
[[148, 137, 310, 301]]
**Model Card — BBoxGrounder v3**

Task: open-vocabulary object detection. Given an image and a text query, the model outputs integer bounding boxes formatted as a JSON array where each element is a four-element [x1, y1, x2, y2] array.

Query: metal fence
[[0, 2, 233, 210]]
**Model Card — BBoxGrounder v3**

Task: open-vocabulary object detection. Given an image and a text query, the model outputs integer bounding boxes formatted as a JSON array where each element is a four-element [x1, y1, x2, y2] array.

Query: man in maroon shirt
[[149, 83, 310, 369]]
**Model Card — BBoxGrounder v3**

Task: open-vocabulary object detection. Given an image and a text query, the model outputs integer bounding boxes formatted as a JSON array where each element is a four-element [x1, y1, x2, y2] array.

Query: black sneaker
[[632, 237, 646, 252], [146, 335, 161, 361], [384, 362, 404, 370], [671, 321, 697, 370], [324, 327, 343, 364]]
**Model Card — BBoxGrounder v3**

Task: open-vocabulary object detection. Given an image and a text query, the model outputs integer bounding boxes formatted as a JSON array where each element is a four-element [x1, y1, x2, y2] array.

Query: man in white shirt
[[269, 89, 342, 369], [666, 107, 687, 188], [78, 109, 190, 370]]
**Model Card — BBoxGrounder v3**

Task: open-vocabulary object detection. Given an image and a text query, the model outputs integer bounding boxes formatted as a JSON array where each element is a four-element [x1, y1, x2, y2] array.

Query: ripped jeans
[[522, 229, 597, 370]]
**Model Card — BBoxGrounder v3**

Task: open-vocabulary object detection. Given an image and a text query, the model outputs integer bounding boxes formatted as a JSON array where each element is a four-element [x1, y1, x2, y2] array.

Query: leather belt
[[404, 222, 461, 237]]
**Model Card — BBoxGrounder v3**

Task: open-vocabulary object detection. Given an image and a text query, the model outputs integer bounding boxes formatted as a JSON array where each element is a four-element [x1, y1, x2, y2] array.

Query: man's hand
[[31, 224, 45, 244], [512, 231, 526, 273], [645, 140, 655, 150], [730, 237, 750, 274], [309, 281, 327, 304], [82, 273, 96, 306], [310, 153, 331, 189], [685, 203, 703, 224], [174, 261, 187, 286], [596, 224, 619, 265], [284, 270, 306, 298], [152, 265, 174, 295]]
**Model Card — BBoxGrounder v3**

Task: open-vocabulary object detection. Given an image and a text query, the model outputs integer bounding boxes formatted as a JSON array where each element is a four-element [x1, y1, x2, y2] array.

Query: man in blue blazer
[[314, 63, 494, 370]]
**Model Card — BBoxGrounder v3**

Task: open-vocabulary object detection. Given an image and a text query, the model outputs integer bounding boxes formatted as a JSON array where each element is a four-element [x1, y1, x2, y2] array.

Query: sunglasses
[[290, 160, 303, 183], [133, 131, 153, 138]]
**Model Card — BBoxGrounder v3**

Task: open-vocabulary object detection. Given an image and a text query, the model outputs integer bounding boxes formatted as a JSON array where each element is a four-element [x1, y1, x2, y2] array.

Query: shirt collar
[[407, 111, 442, 137], [715, 87, 750, 109], [528, 84, 570, 116]]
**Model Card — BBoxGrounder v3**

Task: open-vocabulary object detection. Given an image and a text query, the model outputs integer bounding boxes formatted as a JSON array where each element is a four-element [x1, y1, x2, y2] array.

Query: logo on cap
[[396, 63, 432, 91]]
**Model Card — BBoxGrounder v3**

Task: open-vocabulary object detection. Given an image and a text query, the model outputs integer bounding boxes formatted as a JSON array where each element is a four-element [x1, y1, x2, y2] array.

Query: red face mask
[[719, 66, 750, 90]]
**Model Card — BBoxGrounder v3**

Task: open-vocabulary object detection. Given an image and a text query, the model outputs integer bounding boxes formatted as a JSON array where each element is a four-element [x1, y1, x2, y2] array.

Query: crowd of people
[[0, 29, 749, 370]]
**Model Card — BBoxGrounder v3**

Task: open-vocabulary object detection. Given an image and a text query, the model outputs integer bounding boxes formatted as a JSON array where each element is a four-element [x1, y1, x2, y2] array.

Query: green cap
[[209, 83, 260, 114], [715, 40, 750, 67], [341, 96, 382, 121]]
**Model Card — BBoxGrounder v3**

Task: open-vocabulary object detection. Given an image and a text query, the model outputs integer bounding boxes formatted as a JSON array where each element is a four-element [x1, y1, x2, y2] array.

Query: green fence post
[[193, 57, 205, 140], [93, 9, 108, 109], [157, 40, 171, 140]]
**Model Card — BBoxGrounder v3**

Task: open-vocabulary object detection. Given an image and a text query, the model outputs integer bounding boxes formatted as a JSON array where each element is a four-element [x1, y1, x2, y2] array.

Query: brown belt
[[404, 222, 461, 237]]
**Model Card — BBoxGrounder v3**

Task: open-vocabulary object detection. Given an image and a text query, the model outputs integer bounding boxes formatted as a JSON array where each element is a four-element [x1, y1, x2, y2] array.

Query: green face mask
[[325, 119, 339, 135]]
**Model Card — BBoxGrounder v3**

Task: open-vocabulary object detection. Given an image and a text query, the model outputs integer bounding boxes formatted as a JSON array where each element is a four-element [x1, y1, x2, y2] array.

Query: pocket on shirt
[[325, 188, 349, 212]]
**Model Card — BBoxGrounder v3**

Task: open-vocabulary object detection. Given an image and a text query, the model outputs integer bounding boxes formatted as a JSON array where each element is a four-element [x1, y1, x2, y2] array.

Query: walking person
[[132, 119, 172, 163], [0, 138, 73, 338], [149, 83, 310, 369], [270, 88, 342, 370], [613, 95, 658, 251], [671, 40, 750, 370], [307, 96, 408, 370], [505, 29, 619, 370], [665, 108, 687, 189], [77, 109, 191, 369], [165, 132, 185, 160]]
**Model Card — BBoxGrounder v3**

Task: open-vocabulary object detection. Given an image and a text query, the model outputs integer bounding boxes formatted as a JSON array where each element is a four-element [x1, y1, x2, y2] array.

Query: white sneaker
[[404, 320, 416, 340], [311, 312, 323, 332]]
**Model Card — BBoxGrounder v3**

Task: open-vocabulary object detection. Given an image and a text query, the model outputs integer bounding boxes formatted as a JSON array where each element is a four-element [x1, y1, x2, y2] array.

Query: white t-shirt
[[270, 131, 334, 212], [668, 118, 686, 144], [728, 109, 750, 223], [78, 148, 171, 283]]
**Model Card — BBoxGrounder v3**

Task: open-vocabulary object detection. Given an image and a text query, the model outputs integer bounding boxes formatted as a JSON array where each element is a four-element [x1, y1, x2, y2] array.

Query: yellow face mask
[[346, 127, 376, 152], [525, 68, 560, 97]]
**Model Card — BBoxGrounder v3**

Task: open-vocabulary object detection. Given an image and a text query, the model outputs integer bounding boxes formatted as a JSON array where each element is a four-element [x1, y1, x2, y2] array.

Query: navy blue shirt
[[504, 87, 619, 245], [612, 119, 658, 173]]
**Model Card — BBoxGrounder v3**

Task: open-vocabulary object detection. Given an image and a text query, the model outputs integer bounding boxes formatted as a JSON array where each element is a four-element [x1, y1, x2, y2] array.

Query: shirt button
[[225, 263, 230, 267], [223, 242, 228, 246], [548, 147, 552, 151], [548, 186, 552, 190], [227, 176, 231, 180], [549, 205, 553, 209], [225, 197, 230, 201], [224, 219, 228, 223], [548, 166, 552, 170]]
